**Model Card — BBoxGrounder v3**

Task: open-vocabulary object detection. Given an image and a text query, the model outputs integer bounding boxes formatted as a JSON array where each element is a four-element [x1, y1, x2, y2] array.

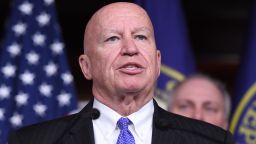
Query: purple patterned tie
[[116, 117, 135, 144]]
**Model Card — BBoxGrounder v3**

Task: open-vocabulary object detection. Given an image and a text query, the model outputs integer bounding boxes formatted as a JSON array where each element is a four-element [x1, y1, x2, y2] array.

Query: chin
[[119, 85, 143, 94], [117, 79, 148, 91]]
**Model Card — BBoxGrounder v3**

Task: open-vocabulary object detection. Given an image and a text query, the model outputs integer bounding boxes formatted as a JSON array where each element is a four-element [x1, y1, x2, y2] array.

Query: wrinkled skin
[[79, 2, 161, 116]]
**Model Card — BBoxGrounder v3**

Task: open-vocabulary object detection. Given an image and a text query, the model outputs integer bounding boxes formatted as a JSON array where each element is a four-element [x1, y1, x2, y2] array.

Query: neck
[[94, 93, 153, 116]]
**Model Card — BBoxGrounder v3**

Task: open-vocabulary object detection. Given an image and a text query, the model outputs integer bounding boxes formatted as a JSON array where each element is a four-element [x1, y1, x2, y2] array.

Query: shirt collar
[[93, 98, 154, 140], [128, 100, 154, 140], [93, 98, 121, 138]]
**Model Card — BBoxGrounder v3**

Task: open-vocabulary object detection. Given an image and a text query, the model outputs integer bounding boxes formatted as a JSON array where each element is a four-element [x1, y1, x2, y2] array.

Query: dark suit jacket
[[8, 99, 234, 144]]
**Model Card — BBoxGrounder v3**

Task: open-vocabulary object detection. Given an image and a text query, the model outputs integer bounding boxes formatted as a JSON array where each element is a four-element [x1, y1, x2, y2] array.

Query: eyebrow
[[177, 100, 219, 106], [202, 101, 220, 107], [133, 27, 152, 34], [177, 100, 194, 106]]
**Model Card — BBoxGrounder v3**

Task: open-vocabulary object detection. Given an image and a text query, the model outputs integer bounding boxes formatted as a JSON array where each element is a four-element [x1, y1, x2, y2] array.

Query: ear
[[156, 50, 161, 77], [79, 54, 92, 80]]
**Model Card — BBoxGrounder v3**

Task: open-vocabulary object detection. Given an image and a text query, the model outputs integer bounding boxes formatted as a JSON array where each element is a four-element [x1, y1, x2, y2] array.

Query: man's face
[[80, 5, 161, 98], [169, 78, 227, 129]]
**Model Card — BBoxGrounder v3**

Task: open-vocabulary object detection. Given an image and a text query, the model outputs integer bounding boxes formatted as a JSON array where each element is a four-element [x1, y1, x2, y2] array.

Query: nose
[[193, 109, 204, 121], [120, 38, 138, 56]]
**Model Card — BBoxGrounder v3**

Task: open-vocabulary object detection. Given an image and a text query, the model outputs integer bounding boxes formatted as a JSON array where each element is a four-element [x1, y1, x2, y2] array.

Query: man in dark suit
[[8, 2, 234, 144]]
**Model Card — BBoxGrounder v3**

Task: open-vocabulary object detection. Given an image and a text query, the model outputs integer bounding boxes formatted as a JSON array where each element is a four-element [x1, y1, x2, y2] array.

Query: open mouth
[[119, 63, 144, 74]]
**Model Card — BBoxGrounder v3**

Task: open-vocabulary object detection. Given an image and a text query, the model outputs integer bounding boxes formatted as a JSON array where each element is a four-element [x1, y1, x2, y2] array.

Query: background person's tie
[[116, 117, 136, 144]]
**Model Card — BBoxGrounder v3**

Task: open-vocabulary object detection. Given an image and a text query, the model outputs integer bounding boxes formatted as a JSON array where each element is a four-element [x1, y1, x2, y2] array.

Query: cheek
[[175, 109, 193, 118], [90, 54, 105, 75], [172, 105, 193, 116], [92, 52, 116, 74], [142, 52, 158, 70], [204, 112, 224, 123]]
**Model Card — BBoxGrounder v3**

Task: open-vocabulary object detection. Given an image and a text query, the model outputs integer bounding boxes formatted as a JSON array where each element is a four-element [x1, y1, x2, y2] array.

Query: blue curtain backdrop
[[135, 0, 196, 97], [0, 0, 77, 143], [230, 1, 256, 143]]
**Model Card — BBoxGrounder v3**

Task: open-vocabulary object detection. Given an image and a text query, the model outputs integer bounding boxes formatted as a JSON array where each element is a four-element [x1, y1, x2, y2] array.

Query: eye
[[177, 104, 190, 111], [205, 106, 218, 113], [135, 35, 147, 41], [105, 36, 119, 42]]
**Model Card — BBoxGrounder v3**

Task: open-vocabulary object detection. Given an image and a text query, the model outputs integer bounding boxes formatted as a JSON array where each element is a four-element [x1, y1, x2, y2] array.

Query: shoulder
[[8, 113, 78, 143], [153, 104, 234, 144], [8, 100, 95, 144]]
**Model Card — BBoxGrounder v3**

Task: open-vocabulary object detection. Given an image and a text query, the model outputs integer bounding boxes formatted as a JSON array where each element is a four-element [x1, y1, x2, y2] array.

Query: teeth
[[124, 65, 137, 70], [126, 65, 136, 68]]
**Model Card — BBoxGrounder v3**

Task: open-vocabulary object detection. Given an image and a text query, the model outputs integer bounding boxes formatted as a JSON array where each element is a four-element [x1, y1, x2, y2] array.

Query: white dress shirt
[[93, 98, 154, 144]]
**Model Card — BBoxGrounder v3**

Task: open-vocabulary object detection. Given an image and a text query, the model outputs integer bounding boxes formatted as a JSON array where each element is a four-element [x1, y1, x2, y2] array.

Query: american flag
[[0, 0, 77, 143]]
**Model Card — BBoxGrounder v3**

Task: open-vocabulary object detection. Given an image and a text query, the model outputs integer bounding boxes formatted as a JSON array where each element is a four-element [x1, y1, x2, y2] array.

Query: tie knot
[[117, 117, 131, 130]]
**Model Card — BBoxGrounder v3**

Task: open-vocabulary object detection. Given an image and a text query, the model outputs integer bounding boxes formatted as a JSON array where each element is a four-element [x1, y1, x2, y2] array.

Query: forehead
[[93, 4, 153, 30], [175, 78, 224, 103]]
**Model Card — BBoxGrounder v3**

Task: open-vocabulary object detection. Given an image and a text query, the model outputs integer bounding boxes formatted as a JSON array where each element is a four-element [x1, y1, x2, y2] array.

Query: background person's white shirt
[[93, 98, 154, 144]]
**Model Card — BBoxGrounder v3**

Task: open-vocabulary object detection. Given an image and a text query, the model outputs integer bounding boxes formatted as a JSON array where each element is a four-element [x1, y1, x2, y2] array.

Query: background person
[[168, 74, 231, 129]]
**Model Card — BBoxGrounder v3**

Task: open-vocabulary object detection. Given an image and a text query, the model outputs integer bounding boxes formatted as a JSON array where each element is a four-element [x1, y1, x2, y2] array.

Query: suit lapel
[[152, 100, 166, 144], [151, 100, 178, 144], [67, 100, 95, 144]]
